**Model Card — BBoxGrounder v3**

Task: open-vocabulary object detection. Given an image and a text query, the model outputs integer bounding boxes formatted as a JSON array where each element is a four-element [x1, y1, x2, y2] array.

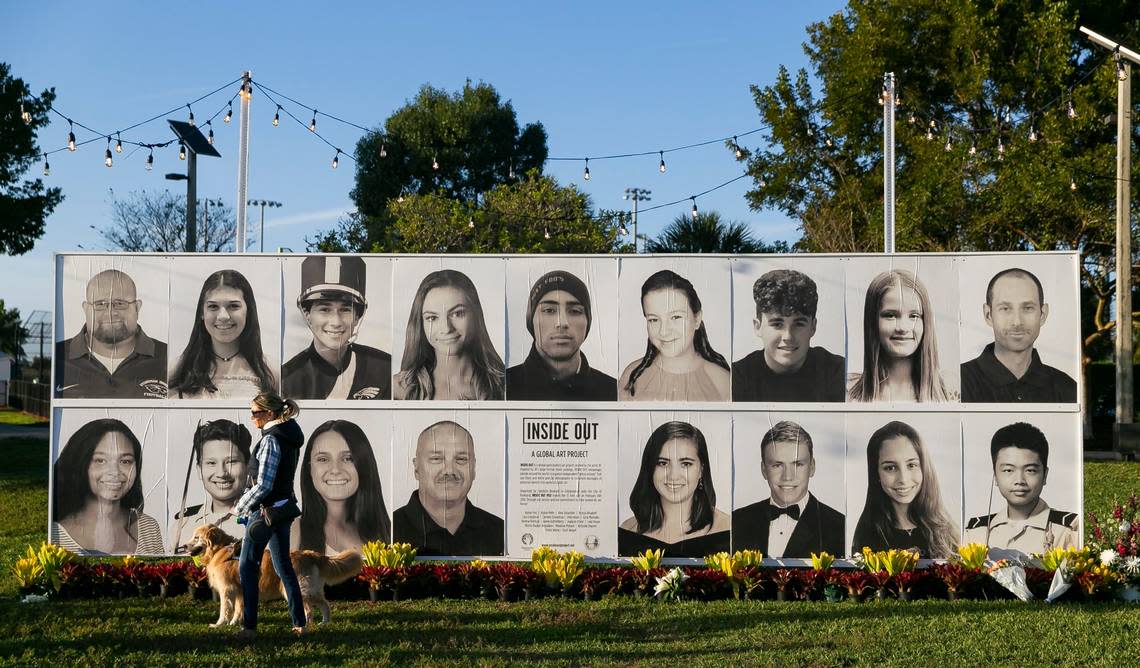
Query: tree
[[743, 0, 1140, 428], [316, 81, 548, 251], [373, 170, 626, 254], [98, 189, 236, 252], [644, 211, 790, 253], [1, 62, 63, 255], [0, 300, 26, 362]]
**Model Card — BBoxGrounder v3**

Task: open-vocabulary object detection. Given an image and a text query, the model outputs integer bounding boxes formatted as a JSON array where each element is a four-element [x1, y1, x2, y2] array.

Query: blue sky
[[2, 1, 846, 341]]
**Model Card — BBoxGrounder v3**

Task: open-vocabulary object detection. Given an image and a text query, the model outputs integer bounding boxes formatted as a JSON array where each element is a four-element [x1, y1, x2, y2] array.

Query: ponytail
[[252, 391, 301, 420]]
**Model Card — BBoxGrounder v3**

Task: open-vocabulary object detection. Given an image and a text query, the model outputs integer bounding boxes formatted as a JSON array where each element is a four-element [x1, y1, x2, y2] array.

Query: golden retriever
[[184, 524, 363, 628]]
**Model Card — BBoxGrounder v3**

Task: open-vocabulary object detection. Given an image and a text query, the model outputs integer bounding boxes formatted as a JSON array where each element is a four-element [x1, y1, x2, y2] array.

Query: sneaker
[[291, 626, 307, 637]]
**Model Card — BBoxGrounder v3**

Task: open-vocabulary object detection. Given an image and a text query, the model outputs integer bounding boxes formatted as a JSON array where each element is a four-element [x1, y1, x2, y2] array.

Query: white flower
[[1121, 521, 1132, 535], [653, 567, 689, 601], [1124, 556, 1140, 576], [1100, 549, 1119, 567]]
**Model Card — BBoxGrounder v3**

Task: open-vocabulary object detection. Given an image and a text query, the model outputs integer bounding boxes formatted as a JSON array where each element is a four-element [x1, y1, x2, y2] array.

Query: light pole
[[623, 187, 651, 253], [1080, 27, 1138, 447], [247, 199, 283, 252]]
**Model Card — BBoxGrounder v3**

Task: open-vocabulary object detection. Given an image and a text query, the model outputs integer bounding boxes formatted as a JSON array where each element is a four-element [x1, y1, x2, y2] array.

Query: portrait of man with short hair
[[55, 268, 168, 398], [961, 267, 1077, 402], [964, 421, 1078, 553], [392, 420, 504, 556], [732, 269, 845, 402], [282, 256, 391, 400], [506, 270, 617, 401], [732, 420, 845, 557]]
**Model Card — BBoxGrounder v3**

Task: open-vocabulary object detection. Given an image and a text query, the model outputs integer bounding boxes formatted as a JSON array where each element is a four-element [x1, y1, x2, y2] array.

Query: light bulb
[[583, 158, 590, 181], [544, 227, 551, 240], [179, 143, 186, 161], [42, 156, 49, 176], [658, 151, 666, 173], [806, 125, 813, 137], [1028, 127, 1038, 142], [273, 106, 280, 127], [508, 159, 515, 179], [925, 128, 934, 141], [1067, 100, 1076, 119], [20, 103, 31, 124], [1070, 178, 1077, 191], [104, 138, 113, 167], [379, 143, 387, 158], [187, 106, 195, 127], [207, 126, 214, 145], [969, 142, 977, 156], [114, 134, 123, 153], [397, 193, 405, 203], [907, 114, 916, 125], [309, 111, 317, 132], [690, 198, 698, 219], [432, 155, 439, 170], [944, 137, 952, 151], [224, 104, 232, 124], [332, 150, 340, 169], [67, 121, 76, 152], [878, 92, 885, 106], [620, 224, 628, 235], [758, 177, 766, 188], [997, 140, 1005, 160], [468, 218, 475, 228], [733, 135, 743, 159], [1118, 59, 1128, 81], [146, 150, 153, 171], [825, 137, 833, 148]]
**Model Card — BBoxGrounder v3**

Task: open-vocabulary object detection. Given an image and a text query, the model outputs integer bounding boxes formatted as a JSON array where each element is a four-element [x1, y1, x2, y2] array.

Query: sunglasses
[[250, 409, 271, 417]]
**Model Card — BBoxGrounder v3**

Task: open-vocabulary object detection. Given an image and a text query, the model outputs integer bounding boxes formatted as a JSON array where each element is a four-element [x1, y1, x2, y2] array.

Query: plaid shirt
[[234, 429, 282, 519]]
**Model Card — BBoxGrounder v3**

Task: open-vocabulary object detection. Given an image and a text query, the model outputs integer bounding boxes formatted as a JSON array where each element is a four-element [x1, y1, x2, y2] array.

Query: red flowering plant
[[841, 571, 873, 601], [930, 562, 981, 600], [1086, 493, 1140, 596], [680, 566, 731, 601]]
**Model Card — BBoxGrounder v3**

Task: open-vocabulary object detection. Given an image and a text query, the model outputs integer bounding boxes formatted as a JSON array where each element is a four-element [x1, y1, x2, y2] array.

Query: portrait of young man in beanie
[[282, 256, 391, 399], [505, 270, 617, 401]]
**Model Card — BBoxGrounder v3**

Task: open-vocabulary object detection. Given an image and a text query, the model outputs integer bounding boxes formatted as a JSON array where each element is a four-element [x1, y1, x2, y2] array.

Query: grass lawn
[[0, 436, 1137, 666], [0, 409, 48, 427]]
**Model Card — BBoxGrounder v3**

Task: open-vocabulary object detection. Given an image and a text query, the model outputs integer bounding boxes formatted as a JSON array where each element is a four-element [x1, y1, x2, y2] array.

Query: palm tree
[[643, 211, 788, 253]]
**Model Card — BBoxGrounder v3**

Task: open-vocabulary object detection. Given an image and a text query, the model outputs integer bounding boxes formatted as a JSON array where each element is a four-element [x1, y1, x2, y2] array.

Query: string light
[[508, 158, 514, 180], [178, 142, 186, 161], [206, 122, 214, 145], [145, 149, 154, 171], [432, 155, 439, 170], [733, 135, 743, 159], [273, 105, 281, 127], [583, 157, 590, 181], [690, 196, 698, 219], [824, 136, 833, 148], [907, 113, 916, 125], [1118, 56, 1128, 81], [997, 139, 1005, 160], [620, 221, 628, 235], [878, 91, 885, 106], [1067, 98, 1077, 119], [1070, 177, 1077, 191], [332, 149, 340, 169], [224, 102, 232, 123], [309, 110, 317, 132], [758, 176, 766, 188], [20, 103, 31, 124], [187, 105, 195, 127], [1028, 126, 1038, 142], [544, 227, 551, 240], [925, 126, 934, 141], [468, 217, 475, 228], [944, 136, 953, 151], [658, 150, 666, 173], [397, 192, 405, 203], [114, 133, 123, 153], [104, 137, 113, 167], [42, 155, 49, 176], [968, 141, 977, 156], [67, 120, 76, 152], [379, 143, 387, 158]]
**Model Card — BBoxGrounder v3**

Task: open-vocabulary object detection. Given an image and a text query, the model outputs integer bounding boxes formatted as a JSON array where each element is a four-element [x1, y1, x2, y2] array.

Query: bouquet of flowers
[[654, 567, 688, 602], [1086, 494, 1140, 600]]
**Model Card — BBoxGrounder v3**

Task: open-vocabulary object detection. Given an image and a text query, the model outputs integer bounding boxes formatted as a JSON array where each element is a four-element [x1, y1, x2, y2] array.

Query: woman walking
[[234, 391, 307, 639]]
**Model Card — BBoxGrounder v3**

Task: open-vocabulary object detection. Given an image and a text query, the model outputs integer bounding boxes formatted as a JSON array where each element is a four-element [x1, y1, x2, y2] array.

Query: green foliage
[[327, 81, 548, 251], [0, 62, 63, 255], [383, 171, 626, 253], [644, 211, 790, 253], [0, 299, 26, 360]]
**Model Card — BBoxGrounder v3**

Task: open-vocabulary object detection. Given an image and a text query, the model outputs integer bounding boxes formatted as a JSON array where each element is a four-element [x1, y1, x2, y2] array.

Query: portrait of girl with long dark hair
[[170, 269, 277, 399]]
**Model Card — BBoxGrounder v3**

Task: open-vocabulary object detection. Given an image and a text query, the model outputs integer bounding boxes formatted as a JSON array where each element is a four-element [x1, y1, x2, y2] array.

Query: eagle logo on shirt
[[352, 387, 381, 399], [139, 379, 169, 398]]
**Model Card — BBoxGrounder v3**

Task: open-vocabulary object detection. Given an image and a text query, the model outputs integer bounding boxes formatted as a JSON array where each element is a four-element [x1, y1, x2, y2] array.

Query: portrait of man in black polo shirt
[[961, 268, 1077, 402], [282, 256, 391, 400], [732, 420, 845, 557], [506, 270, 617, 401], [732, 269, 845, 402], [55, 269, 168, 398], [392, 420, 504, 555]]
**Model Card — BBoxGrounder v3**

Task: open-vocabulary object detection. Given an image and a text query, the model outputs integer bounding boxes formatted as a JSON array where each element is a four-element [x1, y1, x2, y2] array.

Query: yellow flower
[[955, 543, 988, 570], [631, 548, 663, 572], [811, 552, 835, 571]]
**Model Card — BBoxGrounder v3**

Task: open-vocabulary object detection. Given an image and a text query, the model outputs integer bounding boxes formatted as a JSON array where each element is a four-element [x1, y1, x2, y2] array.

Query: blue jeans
[[239, 513, 305, 630]]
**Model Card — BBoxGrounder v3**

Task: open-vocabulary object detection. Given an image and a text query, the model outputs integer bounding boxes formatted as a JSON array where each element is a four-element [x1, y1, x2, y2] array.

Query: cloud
[[263, 207, 354, 229]]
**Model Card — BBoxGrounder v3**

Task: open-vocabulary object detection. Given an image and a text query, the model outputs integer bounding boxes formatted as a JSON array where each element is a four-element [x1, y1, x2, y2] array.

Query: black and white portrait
[[963, 413, 1080, 554], [390, 412, 505, 556], [731, 257, 846, 402], [166, 408, 254, 552], [617, 258, 732, 402], [54, 256, 169, 399], [51, 409, 167, 555], [958, 255, 1079, 403], [391, 257, 506, 401], [845, 256, 960, 403], [292, 410, 393, 555], [282, 256, 393, 400], [617, 412, 732, 558], [846, 413, 962, 558], [167, 257, 281, 400], [504, 258, 619, 401], [732, 412, 845, 558]]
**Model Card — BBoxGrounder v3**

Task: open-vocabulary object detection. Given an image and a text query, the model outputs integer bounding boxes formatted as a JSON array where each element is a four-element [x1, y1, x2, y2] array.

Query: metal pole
[[38, 321, 44, 382], [236, 71, 252, 252], [259, 202, 266, 252], [185, 151, 197, 252], [883, 72, 896, 253], [632, 197, 639, 254], [1116, 60, 1133, 424]]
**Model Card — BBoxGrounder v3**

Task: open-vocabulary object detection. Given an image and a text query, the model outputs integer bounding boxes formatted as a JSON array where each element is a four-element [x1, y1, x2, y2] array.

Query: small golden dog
[[184, 524, 363, 628]]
